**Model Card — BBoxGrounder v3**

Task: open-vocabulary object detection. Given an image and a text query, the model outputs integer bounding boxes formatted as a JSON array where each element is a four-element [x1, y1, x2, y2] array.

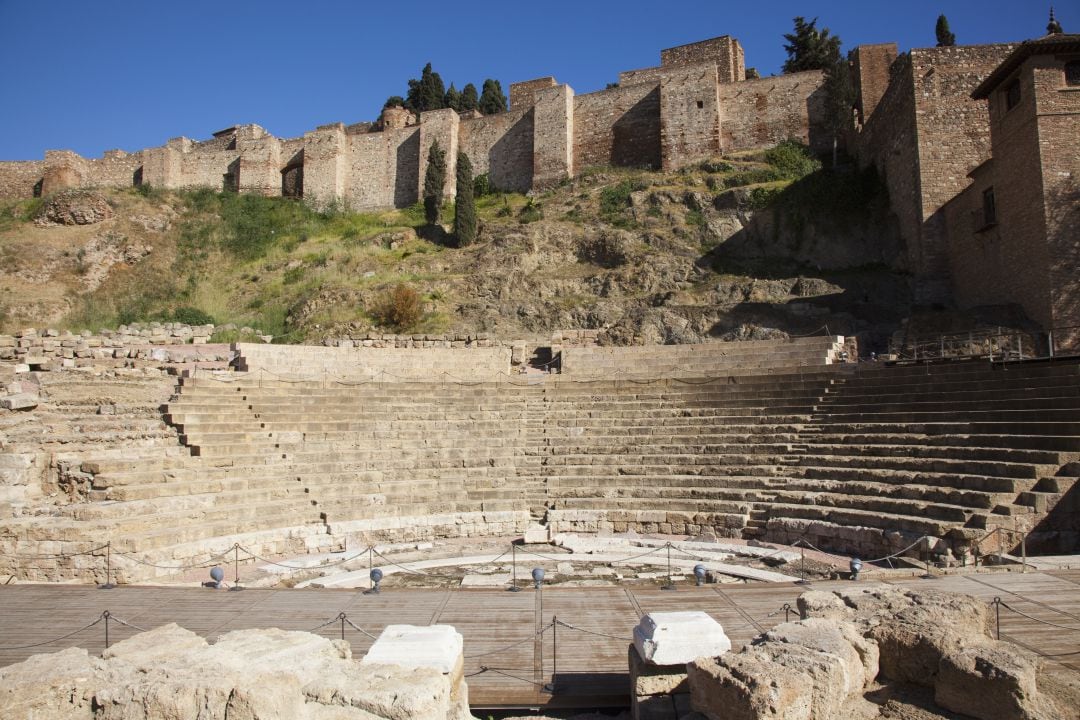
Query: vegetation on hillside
[[0, 139, 907, 347]]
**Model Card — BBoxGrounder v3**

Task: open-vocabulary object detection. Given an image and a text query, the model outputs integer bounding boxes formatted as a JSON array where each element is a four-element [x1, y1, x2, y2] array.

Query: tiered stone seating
[[760, 361, 1080, 556], [559, 336, 846, 379], [3, 338, 1077, 583], [541, 372, 845, 537]]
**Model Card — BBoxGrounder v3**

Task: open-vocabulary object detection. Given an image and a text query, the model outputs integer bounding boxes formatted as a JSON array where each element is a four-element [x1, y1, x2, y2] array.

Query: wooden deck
[[1, 571, 1077, 710]]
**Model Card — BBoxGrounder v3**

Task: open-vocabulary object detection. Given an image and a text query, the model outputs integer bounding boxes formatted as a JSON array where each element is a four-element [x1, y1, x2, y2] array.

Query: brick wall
[[573, 84, 661, 170], [851, 44, 898, 125], [717, 70, 828, 155], [346, 126, 420, 210], [856, 55, 921, 275], [509, 77, 557, 109], [532, 85, 574, 188], [0, 161, 43, 198], [660, 64, 720, 170], [910, 45, 1016, 303], [459, 108, 534, 193], [417, 109, 460, 203], [660, 35, 744, 83], [302, 124, 348, 208], [1031, 55, 1080, 338]]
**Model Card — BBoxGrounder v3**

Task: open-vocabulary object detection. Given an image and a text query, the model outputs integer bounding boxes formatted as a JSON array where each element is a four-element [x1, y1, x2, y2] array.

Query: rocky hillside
[[0, 143, 915, 350]]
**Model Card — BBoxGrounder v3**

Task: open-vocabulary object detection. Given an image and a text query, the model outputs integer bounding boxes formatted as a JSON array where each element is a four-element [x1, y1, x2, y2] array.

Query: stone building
[[942, 34, 1080, 347]]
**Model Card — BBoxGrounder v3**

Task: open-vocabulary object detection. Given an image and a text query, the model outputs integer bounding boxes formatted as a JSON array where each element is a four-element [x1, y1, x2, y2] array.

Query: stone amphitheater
[[1, 335, 1077, 585]]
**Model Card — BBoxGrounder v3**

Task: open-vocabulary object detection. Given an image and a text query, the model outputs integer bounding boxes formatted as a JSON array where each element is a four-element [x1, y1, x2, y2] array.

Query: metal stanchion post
[[339, 612, 346, 641], [1021, 532, 1027, 573], [368, 546, 373, 592], [100, 542, 116, 590], [661, 543, 675, 591], [544, 615, 557, 693], [508, 544, 520, 592], [993, 597, 1001, 640], [103, 611, 111, 649], [230, 544, 244, 591]]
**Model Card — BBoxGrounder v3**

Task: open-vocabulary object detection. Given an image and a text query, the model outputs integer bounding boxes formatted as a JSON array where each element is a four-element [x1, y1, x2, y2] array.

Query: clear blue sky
[[0, 1, 1072, 160]]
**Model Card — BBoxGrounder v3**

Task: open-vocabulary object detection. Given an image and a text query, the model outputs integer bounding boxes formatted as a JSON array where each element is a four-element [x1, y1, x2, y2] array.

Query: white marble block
[[633, 611, 731, 666], [361, 624, 463, 674]]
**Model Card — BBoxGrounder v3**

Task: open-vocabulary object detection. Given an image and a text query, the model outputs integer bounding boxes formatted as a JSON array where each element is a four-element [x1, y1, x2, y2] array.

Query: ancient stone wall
[[303, 124, 348, 208], [0, 325, 230, 368], [418, 109, 460, 203], [660, 64, 720, 170], [531, 84, 574, 188], [459, 108, 534, 193], [851, 43, 898, 125], [1032, 55, 1080, 337], [235, 342, 512, 380], [0, 161, 43, 198], [660, 35, 745, 83], [856, 55, 921, 276], [717, 69, 829, 155], [509, 77, 556, 108], [346, 125, 420, 210], [909, 45, 1016, 304], [573, 84, 661, 171]]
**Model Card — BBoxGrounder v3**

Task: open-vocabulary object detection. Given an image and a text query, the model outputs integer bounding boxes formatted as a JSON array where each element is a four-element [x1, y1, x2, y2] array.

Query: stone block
[[629, 643, 688, 696], [688, 651, 813, 720], [0, 393, 38, 411], [935, 641, 1054, 720], [361, 624, 463, 675], [633, 611, 731, 666]]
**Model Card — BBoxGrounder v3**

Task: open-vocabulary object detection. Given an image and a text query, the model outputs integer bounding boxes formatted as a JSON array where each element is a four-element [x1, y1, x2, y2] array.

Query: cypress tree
[[782, 17, 842, 73], [423, 140, 446, 226], [935, 15, 956, 47], [478, 79, 508, 114], [454, 152, 477, 247], [444, 83, 462, 112], [405, 63, 447, 114], [460, 83, 480, 112]]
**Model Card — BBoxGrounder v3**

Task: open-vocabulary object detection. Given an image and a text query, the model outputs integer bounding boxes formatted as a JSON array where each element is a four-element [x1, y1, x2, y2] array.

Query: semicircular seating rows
[[1, 336, 1077, 583]]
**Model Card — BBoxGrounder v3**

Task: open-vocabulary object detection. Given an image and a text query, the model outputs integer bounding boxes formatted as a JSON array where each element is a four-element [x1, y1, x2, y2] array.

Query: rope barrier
[[343, 616, 378, 640], [108, 615, 148, 633], [240, 546, 370, 571], [0, 615, 105, 650], [1000, 601, 1080, 633], [464, 623, 552, 659], [115, 549, 233, 571], [370, 547, 432, 576], [555, 619, 632, 642]]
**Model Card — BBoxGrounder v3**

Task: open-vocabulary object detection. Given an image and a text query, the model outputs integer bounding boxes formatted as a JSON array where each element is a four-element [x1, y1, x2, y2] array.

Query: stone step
[[785, 453, 1046, 480], [785, 442, 1063, 466], [796, 465, 1030, 494]]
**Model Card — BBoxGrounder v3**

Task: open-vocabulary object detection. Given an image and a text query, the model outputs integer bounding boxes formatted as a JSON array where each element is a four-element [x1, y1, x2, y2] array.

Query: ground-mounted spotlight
[[694, 564, 707, 586], [532, 567, 545, 589], [209, 566, 224, 589], [849, 557, 863, 581], [365, 567, 384, 595]]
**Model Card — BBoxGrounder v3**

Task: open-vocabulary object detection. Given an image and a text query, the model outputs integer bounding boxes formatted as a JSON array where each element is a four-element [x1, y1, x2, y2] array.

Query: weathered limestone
[[0, 623, 476, 720]]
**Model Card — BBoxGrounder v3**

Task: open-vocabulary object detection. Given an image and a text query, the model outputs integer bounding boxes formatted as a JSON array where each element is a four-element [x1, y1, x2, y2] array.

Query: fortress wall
[[509, 77, 557, 109], [660, 35, 745, 83], [573, 83, 661, 170], [532, 84, 574, 188], [235, 135, 283, 196], [856, 55, 921, 275], [418, 109, 460, 202], [0, 161, 43, 198], [304, 124, 348, 207], [79, 151, 144, 190], [660, 64, 721, 170], [851, 43, 899, 124], [459, 107, 534, 193], [943, 164, 1004, 312], [908, 45, 1016, 303], [346, 125, 420, 210], [717, 69, 828, 155]]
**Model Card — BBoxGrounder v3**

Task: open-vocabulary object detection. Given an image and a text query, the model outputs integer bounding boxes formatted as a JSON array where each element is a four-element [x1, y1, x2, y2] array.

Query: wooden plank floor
[[0, 573, 1077, 709]]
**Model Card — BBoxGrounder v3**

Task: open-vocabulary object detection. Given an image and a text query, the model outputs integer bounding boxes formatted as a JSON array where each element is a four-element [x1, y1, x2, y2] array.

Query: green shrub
[[170, 307, 215, 325], [764, 140, 822, 180], [747, 186, 783, 209], [473, 173, 492, 197], [721, 167, 785, 189], [518, 200, 542, 224], [700, 159, 735, 173], [283, 266, 305, 285]]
